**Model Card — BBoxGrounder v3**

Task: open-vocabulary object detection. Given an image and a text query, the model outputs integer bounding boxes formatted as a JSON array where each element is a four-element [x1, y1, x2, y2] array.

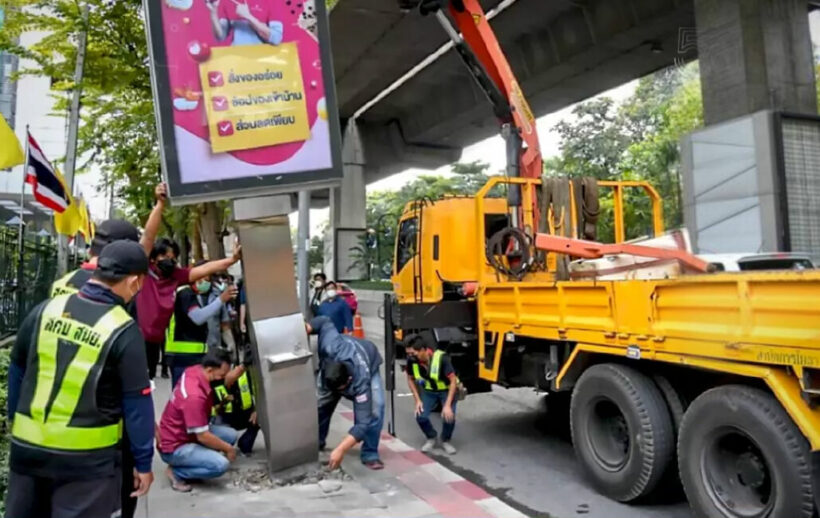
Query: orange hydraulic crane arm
[[402, 0, 543, 181]]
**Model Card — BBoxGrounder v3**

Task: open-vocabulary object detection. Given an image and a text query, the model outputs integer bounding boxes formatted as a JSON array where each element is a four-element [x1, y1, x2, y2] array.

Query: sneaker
[[421, 438, 437, 453], [441, 442, 457, 455]]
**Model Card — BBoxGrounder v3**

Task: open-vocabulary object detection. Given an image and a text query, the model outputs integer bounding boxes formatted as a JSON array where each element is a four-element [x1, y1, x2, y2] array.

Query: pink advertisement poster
[[145, 0, 342, 204]]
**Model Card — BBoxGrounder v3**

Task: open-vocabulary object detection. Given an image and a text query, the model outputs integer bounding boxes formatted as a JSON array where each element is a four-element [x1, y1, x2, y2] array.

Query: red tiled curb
[[449, 479, 492, 501], [401, 449, 435, 465]]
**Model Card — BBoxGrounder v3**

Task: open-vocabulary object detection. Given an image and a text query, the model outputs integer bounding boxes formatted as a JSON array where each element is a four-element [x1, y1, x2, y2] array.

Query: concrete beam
[[360, 0, 695, 148], [695, 0, 817, 125]]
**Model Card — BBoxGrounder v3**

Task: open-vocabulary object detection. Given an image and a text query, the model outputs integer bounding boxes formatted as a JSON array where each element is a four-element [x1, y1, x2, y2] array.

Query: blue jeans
[[317, 372, 385, 463], [160, 424, 239, 482], [417, 389, 457, 442], [171, 366, 186, 389]]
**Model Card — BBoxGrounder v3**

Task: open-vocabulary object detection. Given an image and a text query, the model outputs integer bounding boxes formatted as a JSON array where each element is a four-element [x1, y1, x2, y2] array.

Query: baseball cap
[[95, 241, 149, 278], [90, 219, 141, 256]]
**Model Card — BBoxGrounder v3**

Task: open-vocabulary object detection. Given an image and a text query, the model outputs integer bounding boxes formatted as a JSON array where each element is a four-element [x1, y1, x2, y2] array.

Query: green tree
[[550, 63, 704, 241]]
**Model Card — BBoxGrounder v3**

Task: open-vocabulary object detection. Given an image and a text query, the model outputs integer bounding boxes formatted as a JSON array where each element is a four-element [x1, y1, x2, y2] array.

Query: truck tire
[[653, 375, 687, 431], [678, 385, 814, 518], [570, 364, 675, 502], [652, 375, 688, 501]]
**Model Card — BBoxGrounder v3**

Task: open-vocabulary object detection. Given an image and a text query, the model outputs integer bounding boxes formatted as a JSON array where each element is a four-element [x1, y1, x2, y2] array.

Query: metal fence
[[0, 228, 78, 338]]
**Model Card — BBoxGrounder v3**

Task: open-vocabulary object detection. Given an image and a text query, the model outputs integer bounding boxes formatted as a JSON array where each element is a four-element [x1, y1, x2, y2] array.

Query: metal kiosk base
[[233, 195, 318, 474]]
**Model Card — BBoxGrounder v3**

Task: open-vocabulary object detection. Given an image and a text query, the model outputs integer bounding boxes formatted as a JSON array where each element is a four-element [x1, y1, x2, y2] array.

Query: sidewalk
[[145, 378, 528, 518]]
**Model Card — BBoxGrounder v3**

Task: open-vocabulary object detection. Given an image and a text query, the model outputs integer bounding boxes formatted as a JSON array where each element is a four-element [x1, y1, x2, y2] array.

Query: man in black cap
[[46, 184, 166, 518], [50, 183, 167, 297], [6, 241, 156, 518]]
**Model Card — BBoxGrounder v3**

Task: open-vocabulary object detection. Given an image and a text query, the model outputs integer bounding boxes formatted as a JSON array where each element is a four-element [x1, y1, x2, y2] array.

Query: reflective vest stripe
[[166, 287, 207, 356], [212, 373, 253, 416], [165, 339, 208, 355], [412, 350, 449, 391], [238, 373, 253, 410], [50, 271, 79, 297], [213, 385, 232, 415], [12, 413, 121, 451], [13, 296, 130, 450]]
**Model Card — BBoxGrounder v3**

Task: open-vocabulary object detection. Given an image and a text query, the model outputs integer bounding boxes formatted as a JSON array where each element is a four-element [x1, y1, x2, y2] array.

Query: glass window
[[395, 217, 418, 272]]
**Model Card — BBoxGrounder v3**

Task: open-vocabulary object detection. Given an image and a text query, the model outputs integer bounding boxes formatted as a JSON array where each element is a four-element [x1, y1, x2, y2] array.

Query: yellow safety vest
[[165, 287, 208, 356], [412, 350, 449, 391], [12, 295, 131, 451], [50, 270, 82, 297], [212, 372, 253, 416]]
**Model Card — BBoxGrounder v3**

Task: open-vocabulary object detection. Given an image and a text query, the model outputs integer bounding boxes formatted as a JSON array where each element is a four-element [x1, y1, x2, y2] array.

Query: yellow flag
[[0, 115, 24, 170], [53, 169, 81, 236], [77, 198, 90, 240]]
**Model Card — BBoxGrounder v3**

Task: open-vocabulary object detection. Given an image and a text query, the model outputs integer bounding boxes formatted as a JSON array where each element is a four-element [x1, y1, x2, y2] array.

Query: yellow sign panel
[[199, 44, 310, 154]]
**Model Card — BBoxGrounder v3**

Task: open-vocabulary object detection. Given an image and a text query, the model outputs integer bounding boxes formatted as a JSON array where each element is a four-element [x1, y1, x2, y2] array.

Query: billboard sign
[[144, 0, 342, 204]]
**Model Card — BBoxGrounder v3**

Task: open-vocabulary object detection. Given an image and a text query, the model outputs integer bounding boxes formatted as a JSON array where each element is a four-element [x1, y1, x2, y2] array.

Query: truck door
[[393, 216, 419, 302]]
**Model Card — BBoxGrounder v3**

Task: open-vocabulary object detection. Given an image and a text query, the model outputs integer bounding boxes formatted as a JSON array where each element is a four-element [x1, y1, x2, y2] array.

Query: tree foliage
[[551, 64, 703, 241]]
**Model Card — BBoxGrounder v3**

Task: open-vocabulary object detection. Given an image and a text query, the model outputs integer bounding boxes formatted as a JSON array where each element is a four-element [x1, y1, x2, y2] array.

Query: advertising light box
[[144, 0, 342, 204]]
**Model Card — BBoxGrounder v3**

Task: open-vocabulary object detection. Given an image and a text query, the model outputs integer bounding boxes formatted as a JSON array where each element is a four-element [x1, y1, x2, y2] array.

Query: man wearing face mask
[[309, 272, 327, 316], [158, 348, 238, 492], [316, 281, 353, 334], [50, 183, 166, 300], [47, 185, 166, 518], [136, 238, 242, 380], [166, 268, 239, 388], [6, 241, 155, 518]]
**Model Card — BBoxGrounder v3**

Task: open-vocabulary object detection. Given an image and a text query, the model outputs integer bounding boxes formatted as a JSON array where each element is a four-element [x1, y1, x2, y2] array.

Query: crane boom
[[443, 0, 542, 180]]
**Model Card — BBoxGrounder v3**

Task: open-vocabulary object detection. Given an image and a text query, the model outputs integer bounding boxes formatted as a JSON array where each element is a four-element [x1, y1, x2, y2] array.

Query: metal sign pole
[[233, 195, 318, 474]]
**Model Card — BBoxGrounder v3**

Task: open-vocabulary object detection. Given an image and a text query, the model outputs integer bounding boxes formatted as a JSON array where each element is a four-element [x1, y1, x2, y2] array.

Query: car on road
[[699, 252, 815, 272]]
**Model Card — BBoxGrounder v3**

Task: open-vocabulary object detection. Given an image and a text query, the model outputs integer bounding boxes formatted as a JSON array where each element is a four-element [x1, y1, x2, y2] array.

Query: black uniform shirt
[[9, 283, 150, 479]]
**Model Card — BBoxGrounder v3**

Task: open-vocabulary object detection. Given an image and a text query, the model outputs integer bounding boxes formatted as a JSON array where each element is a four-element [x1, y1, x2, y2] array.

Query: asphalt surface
[[357, 299, 692, 518]]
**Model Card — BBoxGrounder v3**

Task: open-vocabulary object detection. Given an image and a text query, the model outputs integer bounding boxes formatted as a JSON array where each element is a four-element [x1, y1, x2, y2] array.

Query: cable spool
[[486, 227, 533, 280]]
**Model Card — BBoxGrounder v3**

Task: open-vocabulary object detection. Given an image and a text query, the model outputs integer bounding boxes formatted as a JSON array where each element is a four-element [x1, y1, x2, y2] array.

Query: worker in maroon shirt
[[137, 240, 242, 379], [158, 348, 238, 492]]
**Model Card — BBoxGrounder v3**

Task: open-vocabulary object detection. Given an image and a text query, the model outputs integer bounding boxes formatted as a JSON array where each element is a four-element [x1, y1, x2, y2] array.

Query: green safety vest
[[413, 350, 449, 391], [212, 372, 253, 416], [165, 287, 208, 355], [50, 270, 82, 297], [12, 295, 131, 451]]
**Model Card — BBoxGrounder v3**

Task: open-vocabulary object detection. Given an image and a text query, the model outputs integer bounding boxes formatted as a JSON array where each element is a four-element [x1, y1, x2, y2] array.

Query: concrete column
[[324, 121, 367, 281], [695, 0, 817, 126]]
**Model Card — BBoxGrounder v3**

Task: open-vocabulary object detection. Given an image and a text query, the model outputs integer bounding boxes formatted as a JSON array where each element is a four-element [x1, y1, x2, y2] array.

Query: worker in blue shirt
[[316, 281, 353, 334], [307, 316, 384, 470], [6, 241, 155, 518]]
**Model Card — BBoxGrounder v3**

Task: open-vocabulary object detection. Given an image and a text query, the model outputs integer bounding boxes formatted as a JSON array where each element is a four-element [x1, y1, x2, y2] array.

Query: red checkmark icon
[[217, 120, 234, 136], [212, 96, 228, 111], [208, 71, 224, 87]]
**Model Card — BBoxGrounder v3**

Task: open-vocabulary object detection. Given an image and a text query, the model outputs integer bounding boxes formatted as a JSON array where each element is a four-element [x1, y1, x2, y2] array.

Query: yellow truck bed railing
[[476, 270, 820, 448]]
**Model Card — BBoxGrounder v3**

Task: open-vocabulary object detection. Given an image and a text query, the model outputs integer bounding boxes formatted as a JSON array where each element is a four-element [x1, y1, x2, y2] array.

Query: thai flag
[[25, 132, 70, 213]]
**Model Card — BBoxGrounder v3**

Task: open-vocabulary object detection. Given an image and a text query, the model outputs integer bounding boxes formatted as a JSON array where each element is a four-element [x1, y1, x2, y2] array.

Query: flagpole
[[18, 126, 29, 262], [16, 126, 30, 322]]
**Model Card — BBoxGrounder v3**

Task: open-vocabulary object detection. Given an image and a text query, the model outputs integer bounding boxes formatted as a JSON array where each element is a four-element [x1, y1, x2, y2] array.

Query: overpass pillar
[[324, 121, 367, 281], [695, 0, 817, 126]]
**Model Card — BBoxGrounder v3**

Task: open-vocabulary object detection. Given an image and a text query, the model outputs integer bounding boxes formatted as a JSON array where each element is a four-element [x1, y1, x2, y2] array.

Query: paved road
[[357, 299, 691, 518]]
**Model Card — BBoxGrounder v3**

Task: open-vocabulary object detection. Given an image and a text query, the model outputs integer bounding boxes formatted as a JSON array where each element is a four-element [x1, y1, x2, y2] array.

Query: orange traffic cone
[[353, 313, 365, 339]]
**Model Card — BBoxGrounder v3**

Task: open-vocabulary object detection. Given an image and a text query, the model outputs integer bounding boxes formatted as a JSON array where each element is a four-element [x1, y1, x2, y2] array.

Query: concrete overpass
[[317, 0, 819, 279]]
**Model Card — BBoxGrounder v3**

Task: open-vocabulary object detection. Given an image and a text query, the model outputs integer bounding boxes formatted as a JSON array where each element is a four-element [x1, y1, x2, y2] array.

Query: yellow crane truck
[[388, 2, 820, 517], [385, 175, 820, 518]]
